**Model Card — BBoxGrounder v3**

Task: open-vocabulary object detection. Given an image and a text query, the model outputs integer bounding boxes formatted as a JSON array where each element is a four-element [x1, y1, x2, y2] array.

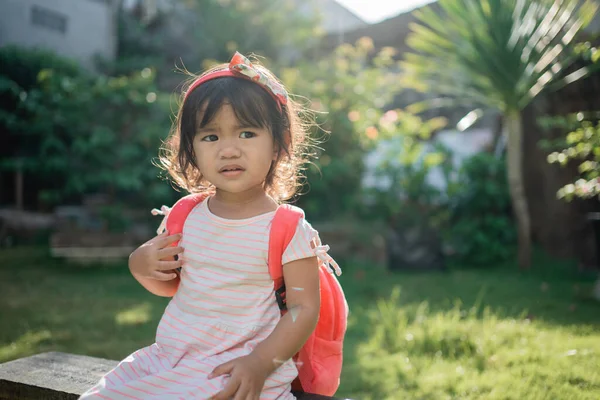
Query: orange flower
[[366, 126, 379, 140]]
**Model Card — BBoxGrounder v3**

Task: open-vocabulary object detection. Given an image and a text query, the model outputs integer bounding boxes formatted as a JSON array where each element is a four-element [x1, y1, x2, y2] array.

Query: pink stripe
[[171, 296, 218, 319], [182, 265, 266, 284], [176, 358, 292, 395], [154, 341, 191, 355], [125, 362, 142, 379], [184, 248, 267, 270], [283, 224, 317, 264], [156, 341, 227, 363], [263, 387, 290, 395], [160, 318, 220, 347], [290, 239, 301, 262], [186, 232, 267, 251], [156, 332, 195, 346], [186, 219, 271, 239], [300, 225, 317, 257], [164, 309, 218, 334], [155, 343, 229, 373], [142, 380, 169, 390], [176, 359, 213, 373], [181, 274, 266, 295], [167, 368, 219, 392], [136, 349, 154, 375], [164, 368, 197, 380], [175, 290, 257, 317], [140, 348, 161, 375], [187, 242, 266, 261], [290, 225, 302, 261], [171, 298, 278, 325], [105, 374, 117, 387], [152, 374, 183, 385], [182, 267, 267, 287], [167, 309, 275, 341], [191, 210, 273, 230], [266, 376, 289, 386], [154, 352, 172, 371], [184, 224, 268, 244], [178, 287, 263, 310], [178, 357, 226, 375], [130, 353, 150, 376], [123, 383, 156, 396], [104, 388, 141, 400], [165, 309, 244, 340], [114, 365, 131, 383]]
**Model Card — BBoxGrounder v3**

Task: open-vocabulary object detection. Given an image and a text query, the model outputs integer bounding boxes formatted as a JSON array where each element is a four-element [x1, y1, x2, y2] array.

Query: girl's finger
[[233, 384, 251, 400], [232, 382, 249, 400], [150, 270, 177, 281], [208, 361, 234, 379], [156, 260, 182, 270], [146, 230, 168, 244], [157, 246, 184, 259], [210, 377, 239, 400], [157, 233, 182, 247]]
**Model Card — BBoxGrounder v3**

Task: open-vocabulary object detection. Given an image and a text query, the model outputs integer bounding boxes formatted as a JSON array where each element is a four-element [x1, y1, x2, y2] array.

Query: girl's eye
[[240, 131, 256, 139], [201, 134, 218, 142]]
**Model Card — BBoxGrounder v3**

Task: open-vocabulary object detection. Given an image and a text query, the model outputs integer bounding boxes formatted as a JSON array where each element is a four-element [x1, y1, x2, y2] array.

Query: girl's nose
[[218, 140, 242, 159]]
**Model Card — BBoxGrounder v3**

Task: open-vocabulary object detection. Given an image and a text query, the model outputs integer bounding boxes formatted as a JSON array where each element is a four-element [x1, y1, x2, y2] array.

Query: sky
[[335, 0, 437, 23]]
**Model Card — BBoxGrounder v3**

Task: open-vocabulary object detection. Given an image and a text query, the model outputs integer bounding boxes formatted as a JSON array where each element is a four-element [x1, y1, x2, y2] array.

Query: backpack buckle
[[275, 284, 287, 311]]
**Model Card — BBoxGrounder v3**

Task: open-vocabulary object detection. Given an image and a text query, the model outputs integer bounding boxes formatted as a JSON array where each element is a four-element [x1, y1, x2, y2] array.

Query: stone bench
[[0, 352, 349, 400]]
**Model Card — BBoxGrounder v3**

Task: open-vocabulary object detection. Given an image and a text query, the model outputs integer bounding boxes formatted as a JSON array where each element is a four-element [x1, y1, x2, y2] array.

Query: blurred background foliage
[[0, 0, 599, 271], [0, 46, 175, 218]]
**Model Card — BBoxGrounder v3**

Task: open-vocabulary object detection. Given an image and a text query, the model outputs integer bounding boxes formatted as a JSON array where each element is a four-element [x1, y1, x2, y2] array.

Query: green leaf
[[402, 0, 598, 112]]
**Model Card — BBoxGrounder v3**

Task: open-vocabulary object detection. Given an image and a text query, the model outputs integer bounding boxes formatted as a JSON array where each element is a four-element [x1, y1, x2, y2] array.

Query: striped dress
[[80, 199, 325, 400]]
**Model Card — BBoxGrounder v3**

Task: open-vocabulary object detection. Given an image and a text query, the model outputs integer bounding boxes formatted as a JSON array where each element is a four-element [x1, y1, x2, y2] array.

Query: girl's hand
[[128, 231, 184, 281], [208, 354, 272, 400]]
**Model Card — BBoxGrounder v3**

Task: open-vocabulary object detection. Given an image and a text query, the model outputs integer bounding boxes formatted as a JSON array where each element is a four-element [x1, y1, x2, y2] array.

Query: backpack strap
[[152, 193, 208, 244], [268, 204, 304, 311]]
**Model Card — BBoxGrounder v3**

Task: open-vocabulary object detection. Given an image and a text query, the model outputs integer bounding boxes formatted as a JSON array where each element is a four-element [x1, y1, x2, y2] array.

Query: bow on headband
[[184, 52, 289, 109]]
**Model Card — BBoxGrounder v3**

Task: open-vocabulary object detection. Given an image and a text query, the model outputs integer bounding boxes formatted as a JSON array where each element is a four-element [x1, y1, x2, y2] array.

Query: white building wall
[[0, 0, 117, 70]]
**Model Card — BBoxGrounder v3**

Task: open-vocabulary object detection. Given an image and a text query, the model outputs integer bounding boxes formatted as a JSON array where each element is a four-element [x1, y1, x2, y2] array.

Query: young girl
[[80, 52, 340, 400]]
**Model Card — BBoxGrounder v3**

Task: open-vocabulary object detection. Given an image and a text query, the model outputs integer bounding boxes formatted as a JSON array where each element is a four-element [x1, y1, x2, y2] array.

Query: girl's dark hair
[[159, 62, 314, 202]]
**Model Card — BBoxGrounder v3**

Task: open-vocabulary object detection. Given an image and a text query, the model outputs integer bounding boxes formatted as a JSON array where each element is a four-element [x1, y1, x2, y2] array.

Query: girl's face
[[193, 103, 277, 196]]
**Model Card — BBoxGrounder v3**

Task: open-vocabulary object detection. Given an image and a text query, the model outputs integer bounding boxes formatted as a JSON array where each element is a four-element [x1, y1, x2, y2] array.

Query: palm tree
[[401, 0, 598, 268]]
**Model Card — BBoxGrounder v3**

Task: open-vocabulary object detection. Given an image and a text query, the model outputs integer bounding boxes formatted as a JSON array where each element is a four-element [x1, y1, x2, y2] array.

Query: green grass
[[1, 247, 599, 399]]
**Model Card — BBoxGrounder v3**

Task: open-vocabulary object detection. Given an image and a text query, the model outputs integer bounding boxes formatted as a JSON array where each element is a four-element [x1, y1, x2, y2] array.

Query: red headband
[[184, 52, 288, 111]]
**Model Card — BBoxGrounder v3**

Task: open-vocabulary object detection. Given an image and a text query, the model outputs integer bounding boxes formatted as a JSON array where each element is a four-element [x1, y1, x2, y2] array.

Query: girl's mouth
[[219, 165, 245, 177]]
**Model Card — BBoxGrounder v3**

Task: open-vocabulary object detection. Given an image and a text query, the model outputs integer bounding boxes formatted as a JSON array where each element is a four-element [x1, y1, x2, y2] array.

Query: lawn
[[1, 246, 599, 399]]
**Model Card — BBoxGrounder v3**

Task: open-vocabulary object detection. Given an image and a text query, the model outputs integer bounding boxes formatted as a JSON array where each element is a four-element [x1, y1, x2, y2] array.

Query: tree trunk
[[15, 161, 23, 211], [505, 109, 531, 269]]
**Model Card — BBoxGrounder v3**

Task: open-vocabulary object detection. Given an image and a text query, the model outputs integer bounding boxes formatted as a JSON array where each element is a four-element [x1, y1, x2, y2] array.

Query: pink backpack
[[156, 193, 349, 396]]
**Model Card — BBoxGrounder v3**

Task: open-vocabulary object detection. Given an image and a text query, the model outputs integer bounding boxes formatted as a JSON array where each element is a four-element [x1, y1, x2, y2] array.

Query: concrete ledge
[[0, 352, 350, 400]]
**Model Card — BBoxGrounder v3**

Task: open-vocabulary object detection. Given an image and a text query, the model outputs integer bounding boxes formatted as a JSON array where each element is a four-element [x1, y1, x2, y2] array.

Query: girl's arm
[[129, 267, 181, 297], [250, 255, 321, 374]]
